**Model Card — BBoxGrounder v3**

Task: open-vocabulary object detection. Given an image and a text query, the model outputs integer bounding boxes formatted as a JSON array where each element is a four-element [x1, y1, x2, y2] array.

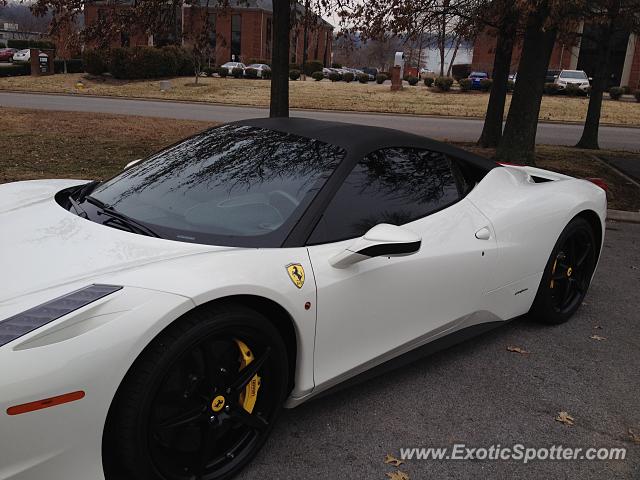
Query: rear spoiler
[[497, 163, 608, 191]]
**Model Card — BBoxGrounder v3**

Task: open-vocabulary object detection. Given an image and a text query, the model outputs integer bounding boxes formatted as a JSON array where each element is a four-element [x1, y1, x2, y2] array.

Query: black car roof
[[235, 117, 496, 172]]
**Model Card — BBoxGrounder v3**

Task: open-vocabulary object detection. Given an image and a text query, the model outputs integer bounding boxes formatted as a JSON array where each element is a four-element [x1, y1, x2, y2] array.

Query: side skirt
[[285, 319, 509, 407]]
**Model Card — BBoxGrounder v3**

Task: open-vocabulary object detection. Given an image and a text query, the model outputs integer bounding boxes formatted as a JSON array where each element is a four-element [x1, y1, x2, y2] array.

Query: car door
[[307, 147, 498, 390]]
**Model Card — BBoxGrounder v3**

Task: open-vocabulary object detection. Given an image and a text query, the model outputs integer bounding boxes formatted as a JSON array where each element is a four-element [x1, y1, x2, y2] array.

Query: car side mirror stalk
[[329, 224, 422, 269]]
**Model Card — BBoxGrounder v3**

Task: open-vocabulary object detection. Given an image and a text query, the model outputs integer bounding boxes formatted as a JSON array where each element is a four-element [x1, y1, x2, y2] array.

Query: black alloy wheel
[[104, 304, 289, 480], [530, 217, 597, 324]]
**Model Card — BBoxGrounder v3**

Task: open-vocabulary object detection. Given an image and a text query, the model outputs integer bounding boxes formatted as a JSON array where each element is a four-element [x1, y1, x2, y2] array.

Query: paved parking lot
[[239, 221, 639, 479]]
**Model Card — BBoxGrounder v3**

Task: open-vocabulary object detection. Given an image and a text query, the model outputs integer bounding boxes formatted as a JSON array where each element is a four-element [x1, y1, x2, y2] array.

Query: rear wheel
[[529, 217, 597, 324], [104, 304, 289, 480]]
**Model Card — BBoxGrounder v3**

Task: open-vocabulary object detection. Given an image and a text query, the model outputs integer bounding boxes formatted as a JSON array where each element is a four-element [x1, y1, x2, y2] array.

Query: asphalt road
[[1, 92, 639, 151], [237, 221, 640, 480]]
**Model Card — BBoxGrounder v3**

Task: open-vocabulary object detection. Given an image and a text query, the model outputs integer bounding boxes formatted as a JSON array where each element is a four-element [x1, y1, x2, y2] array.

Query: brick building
[[84, 0, 333, 66], [471, 24, 640, 90]]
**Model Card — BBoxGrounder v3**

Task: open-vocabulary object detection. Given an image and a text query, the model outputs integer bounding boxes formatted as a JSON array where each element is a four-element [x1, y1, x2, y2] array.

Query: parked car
[[419, 68, 436, 78], [11, 49, 31, 64], [322, 67, 333, 78], [468, 71, 489, 89], [220, 61, 246, 75], [0, 118, 606, 480], [508, 72, 517, 82], [554, 70, 591, 92], [361, 67, 378, 80], [0, 48, 17, 62], [246, 63, 271, 78], [545, 69, 561, 83]]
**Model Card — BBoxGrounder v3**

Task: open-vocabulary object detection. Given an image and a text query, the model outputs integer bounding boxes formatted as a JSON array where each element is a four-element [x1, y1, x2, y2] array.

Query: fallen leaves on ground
[[590, 335, 607, 341], [384, 454, 404, 467], [628, 429, 640, 444], [507, 346, 530, 354], [386, 471, 410, 480], [556, 411, 575, 426]]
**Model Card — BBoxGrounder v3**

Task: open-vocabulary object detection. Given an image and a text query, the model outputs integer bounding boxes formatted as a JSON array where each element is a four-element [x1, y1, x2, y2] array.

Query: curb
[[607, 209, 640, 224], [1, 89, 640, 129]]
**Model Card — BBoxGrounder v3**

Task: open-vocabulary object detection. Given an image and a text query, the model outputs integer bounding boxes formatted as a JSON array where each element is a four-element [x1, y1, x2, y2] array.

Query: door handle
[[475, 227, 491, 240]]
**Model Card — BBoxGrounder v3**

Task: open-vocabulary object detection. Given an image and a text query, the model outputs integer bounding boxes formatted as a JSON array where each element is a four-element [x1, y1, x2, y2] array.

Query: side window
[[307, 147, 461, 245]]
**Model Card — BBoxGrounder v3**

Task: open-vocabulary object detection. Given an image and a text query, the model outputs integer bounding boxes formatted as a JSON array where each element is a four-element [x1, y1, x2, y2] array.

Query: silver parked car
[[220, 61, 246, 75], [554, 70, 591, 92], [246, 63, 271, 78]]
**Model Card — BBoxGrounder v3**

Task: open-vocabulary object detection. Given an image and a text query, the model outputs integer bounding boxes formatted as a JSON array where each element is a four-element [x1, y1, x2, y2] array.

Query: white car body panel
[[307, 198, 499, 394], [0, 154, 606, 479]]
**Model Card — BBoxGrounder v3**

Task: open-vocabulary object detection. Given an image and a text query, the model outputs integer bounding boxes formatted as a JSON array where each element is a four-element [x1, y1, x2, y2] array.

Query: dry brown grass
[[0, 106, 211, 183], [1, 107, 638, 210], [1, 73, 640, 126]]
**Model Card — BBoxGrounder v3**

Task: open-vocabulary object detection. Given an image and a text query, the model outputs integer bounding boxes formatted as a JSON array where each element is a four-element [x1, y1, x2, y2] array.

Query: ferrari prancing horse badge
[[286, 263, 305, 289]]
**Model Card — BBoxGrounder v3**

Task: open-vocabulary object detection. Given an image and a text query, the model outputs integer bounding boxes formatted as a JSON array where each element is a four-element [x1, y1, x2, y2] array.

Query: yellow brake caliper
[[550, 258, 558, 289], [234, 339, 261, 414]]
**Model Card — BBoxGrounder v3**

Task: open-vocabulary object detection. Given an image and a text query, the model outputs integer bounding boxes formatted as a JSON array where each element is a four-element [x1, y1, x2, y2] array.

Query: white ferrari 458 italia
[[0, 118, 606, 480]]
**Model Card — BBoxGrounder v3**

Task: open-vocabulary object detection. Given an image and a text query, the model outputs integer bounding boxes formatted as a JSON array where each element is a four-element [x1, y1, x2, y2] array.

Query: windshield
[[560, 71, 587, 79], [89, 125, 345, 247]]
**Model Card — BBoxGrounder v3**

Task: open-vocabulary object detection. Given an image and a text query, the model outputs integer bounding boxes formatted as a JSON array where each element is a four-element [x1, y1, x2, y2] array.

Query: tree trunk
[[496, 5, 557, 165], [477, 22, 516, 148], [270, 0, 290, 118], [576, 22, 615, 149], [439, 16, 446, 76], [446, 36, 461, 77], [301, 0, 309, 80]]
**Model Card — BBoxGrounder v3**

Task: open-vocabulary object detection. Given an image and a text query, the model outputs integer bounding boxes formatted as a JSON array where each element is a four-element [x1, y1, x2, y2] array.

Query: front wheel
[[104, 304, 289, 480], [529, 217, 597, 324]]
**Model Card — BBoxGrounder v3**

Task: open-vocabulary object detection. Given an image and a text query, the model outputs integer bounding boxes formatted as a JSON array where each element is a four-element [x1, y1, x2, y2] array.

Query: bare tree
[[576, 0, 640, 149], [50, 11, 81, 72], [184, 0, 214, 83]]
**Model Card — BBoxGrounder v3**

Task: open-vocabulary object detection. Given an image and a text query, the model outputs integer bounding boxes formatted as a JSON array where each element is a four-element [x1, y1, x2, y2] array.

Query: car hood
[[0, 179, 231, 306]]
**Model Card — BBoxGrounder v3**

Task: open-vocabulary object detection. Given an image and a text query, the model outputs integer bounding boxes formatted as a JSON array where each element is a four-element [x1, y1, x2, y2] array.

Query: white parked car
[[0, 119, 606, 480], [11, 49, 30, 63], [554, 70, 591, 92], [246, 63, 271, 77], [220, 61, 246, 75]]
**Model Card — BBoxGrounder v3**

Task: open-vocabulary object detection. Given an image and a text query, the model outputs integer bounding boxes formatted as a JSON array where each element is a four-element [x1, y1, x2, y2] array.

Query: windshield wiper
[[68, 195, 88, 218], [75, 180, 101, 202], [84, 195, 161, 238]]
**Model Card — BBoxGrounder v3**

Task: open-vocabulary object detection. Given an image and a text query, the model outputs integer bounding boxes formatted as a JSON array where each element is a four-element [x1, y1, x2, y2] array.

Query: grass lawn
[[0, 107, 212, 183], [1, 107, 638, 211], [2, 73, 640, 126]]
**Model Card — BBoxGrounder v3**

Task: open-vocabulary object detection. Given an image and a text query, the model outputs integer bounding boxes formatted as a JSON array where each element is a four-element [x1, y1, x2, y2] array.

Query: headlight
[[0, 284, 122, 347]]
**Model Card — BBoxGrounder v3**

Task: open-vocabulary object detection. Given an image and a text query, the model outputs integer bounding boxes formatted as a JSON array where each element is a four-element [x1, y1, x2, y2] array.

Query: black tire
[[103, 304, 289, 480], [529, 217, 597, 324]]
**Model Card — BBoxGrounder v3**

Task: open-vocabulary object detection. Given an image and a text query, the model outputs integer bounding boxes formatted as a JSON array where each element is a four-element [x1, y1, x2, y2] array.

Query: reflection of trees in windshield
[[354, 210, 414, 234], [307, 147, 459, 244], [359, 148, 454, 206], [88, 125, 345, 246], [95, 125, 344, 207]]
